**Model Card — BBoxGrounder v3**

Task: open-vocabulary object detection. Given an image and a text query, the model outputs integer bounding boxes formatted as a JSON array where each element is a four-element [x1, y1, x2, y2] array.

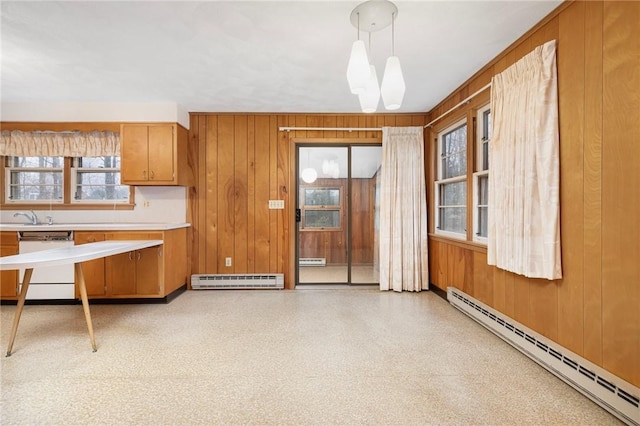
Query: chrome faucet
[[13, 210, 38, 225]]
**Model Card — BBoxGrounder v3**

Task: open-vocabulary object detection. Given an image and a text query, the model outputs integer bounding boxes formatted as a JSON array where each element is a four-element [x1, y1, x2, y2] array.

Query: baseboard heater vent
[[191, 274, 284, 290], [447, 287, 640, 426], [299, 258, 326, 267]]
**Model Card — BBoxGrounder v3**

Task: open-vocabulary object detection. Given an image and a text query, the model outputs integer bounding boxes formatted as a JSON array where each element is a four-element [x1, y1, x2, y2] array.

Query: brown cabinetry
[[74, 232, 106, 297], [107, 246, 161, 296], [0, 232, 18, 298], [120, 123, 190, 186]]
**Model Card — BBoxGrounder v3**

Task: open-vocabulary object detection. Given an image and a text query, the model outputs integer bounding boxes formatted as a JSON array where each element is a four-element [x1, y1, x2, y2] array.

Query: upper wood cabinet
[[120, 123, 192, 186]]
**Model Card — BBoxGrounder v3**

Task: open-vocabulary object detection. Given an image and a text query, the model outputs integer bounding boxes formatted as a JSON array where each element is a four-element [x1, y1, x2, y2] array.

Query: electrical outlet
[[225, 257, 232, 267], [268, 200, 284, 209], [143, 201, 150, 207]]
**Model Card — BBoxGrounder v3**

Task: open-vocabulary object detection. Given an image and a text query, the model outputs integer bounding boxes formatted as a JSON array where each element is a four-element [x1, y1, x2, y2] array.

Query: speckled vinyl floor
[[0, 289, 622, 425]]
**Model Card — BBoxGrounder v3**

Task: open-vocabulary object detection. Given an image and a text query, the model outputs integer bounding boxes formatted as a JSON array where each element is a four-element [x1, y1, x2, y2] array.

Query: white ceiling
[[1, 0, 562, 114]]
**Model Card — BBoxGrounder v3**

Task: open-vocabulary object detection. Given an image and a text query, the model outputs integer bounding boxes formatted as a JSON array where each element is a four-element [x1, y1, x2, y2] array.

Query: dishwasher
[[18, 230, 75, 300]]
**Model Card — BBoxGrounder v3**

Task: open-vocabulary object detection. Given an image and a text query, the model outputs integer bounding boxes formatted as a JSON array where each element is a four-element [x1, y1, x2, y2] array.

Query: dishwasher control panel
[[18, 230, 73, 241]]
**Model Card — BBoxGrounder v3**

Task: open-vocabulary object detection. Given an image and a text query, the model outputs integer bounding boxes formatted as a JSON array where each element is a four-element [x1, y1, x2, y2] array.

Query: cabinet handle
[[128, 252, 133, 261], [137, 251, 141, 261], [150, 170, 155, 180]]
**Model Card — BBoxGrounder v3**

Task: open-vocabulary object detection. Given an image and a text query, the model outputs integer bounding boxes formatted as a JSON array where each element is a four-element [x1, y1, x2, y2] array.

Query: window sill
[[429, 233, 488, 253]]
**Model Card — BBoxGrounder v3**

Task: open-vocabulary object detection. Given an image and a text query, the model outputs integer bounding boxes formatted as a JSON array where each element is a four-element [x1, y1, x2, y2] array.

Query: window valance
[[0, 130, 120, 157]]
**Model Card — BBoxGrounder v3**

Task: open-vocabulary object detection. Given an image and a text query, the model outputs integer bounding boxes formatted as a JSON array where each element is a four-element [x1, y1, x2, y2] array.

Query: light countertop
[[0, 223, 190, 232], [0, 240, 164, 270]]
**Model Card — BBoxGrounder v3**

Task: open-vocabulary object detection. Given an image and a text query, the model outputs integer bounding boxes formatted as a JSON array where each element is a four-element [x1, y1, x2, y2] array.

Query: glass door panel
[[350, 146, 382, 285], [298, 147, 348, 284]]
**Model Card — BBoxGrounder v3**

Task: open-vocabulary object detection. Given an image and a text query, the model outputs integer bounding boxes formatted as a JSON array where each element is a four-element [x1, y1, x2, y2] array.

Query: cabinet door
[[106, 252, 136, 296], [135, 247, 161, 295], [75, 232, 106, 297], [121, 125, 150, 182], [0, 246, 18, 297], [1, 233, 18, 298], [147, 125, 175, 182]]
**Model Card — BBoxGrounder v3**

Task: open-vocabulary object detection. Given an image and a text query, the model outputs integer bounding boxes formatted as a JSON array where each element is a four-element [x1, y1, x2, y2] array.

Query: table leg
[[75, 263, 97, 352], [6, 268, 33, 356]]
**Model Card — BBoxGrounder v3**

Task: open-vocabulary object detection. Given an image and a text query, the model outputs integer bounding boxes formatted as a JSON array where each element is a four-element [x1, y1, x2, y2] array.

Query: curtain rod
[[424, 82, 492, 128], [278, 127, 382, 132]]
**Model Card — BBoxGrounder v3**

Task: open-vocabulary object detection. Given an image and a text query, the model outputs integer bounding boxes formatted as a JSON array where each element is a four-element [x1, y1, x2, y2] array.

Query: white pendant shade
[[346, 40, 371, 95], [301, 167, 318, 183], [358, 65, 380, 113], [380, 55, 405, 110]]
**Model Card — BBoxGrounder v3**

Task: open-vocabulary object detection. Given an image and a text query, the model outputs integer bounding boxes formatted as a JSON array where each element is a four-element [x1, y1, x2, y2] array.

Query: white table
[[0, 240, 163, 356]]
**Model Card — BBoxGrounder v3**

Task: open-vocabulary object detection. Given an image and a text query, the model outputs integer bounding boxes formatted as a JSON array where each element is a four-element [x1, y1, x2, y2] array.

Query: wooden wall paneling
[[205, 115, 219, 273], [556, 1, 585, 354], [271, 116, 283, 275], [344, 115, 360, 139], [582, 0, 603, 367], [323, 116, 338, 138], [247, 116, 256, 272], [351, 178, 374, 264], [395, 115, 413, 127], [254, 116, 272, 273], [428, 239, 438, 287], [473, 251, 492, 305], [365, 115, 377, 139], [436, 241, 448, 291], [446, 244, 468, 291], [234, 116, 249, 273], [217, 116, 235, 272], [503, 270, 515, 319], [602, 0, 640, 385], [492, 267, 507, 315], [193, 115, 205, 275], [512, 274, 532, 328], [277, 115, 290, 285], [307, 115, 324, 139]]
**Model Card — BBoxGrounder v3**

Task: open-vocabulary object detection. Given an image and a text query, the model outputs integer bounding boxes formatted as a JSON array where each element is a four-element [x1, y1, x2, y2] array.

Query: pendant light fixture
[[380, 12, 405, 110], [346, 11, 371, 95], [346, 0, 404, 113]]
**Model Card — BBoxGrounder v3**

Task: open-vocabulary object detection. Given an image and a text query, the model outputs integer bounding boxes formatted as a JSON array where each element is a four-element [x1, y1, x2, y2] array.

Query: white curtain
[[0, 130, 120, 157], [487, 40, 562, 280], [379, 126, 429, 292]]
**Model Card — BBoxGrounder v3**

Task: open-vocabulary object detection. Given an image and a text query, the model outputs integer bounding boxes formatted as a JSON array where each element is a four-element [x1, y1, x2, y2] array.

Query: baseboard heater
[[191, 274, 284, 290], [447, 287, 640, 426], [299, 258, 326, 267]]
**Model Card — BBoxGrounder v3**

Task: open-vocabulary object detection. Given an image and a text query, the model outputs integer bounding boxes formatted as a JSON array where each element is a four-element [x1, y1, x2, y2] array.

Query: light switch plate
[[268, 200, 284, 209]]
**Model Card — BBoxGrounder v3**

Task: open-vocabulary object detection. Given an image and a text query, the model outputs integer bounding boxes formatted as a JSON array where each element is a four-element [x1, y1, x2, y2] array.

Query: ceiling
[[1, 1, 562, 115]]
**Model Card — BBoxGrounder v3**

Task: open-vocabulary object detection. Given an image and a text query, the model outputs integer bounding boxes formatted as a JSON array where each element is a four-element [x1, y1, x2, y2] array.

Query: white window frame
[[473, 104, 491, 243], [435, 118, 467, 240], [70, 157, 130, 204], [4, 156, 64, 204]]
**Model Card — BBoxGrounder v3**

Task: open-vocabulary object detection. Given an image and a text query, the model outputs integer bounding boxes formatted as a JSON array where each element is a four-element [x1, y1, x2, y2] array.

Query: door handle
[[295, 209, 301, 223]]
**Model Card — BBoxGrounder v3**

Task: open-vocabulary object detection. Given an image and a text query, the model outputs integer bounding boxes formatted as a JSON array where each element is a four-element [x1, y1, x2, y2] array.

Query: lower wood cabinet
[[0, 232, 18, 299], [73, 228, 187, 300], [107, 246, 161, 296], [74, 232, 107, 297]]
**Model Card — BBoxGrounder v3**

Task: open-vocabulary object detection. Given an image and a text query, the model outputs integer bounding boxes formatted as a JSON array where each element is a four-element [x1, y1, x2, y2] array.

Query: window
[[72, 156, 129, 203], [300, 187, 342, 230], [5, 156, 64, 203], [473, 104, 491, 243], [435, 119, 467, 238], [4, 155, 131, 206]]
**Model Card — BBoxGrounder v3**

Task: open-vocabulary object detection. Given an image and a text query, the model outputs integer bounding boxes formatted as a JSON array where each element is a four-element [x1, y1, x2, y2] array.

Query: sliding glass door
[[296, 144, 381, 286]]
